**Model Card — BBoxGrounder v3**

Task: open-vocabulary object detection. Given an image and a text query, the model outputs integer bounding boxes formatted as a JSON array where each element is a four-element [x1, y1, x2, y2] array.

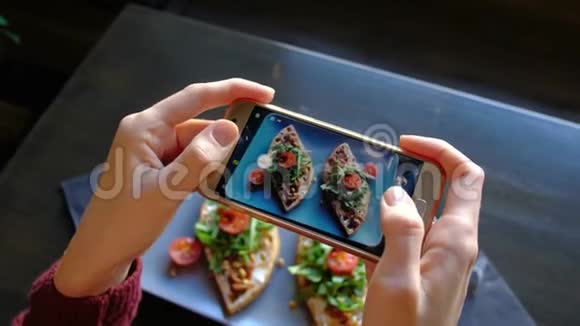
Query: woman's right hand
[[54, 78, 275, 297], [364, 136, 485, 326]]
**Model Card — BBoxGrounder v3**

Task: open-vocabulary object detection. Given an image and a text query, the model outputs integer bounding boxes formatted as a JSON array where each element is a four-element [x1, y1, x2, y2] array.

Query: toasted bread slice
[[199, 200, 280, 315], [322, 143, 370, 235], [268, 125, 314, 211], [295, 236, 364, 326]]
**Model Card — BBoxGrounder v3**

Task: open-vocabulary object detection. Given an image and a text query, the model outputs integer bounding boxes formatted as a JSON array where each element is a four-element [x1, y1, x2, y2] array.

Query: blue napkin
[[62, 174, 535, 326]]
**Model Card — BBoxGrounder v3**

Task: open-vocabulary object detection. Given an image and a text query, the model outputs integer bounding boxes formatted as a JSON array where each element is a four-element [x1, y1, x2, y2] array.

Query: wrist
[[54, 224, 133, 297], [54, 201, 137, 297], [54, 255, 132, 297]]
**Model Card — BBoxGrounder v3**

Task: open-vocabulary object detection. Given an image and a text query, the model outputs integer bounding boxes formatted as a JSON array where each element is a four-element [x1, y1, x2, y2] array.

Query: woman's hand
[[54, 78, 275, 297], [364, 136, 485, 326]]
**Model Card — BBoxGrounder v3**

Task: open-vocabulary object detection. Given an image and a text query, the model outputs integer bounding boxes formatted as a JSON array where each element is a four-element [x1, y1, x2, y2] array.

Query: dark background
[[2, 0, 580, 169], [1, 1, 579, 324]]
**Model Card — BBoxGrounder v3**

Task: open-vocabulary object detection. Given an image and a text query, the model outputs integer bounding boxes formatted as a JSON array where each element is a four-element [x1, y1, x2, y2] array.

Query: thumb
[[167, 119, 239, 192], [374, 186, 425, 279]]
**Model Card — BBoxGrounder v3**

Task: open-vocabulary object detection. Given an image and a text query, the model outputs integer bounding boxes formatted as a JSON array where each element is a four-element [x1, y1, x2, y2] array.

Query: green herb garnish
[[320, 164, 369, 210], [288, 241, 367, 312], [267, 143, 311, 182], [194, 202, 273, 273]]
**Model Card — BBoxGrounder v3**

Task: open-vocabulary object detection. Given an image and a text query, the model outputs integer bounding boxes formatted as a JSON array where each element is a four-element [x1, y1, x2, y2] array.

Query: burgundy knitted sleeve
[[12, 259, 143, 326]]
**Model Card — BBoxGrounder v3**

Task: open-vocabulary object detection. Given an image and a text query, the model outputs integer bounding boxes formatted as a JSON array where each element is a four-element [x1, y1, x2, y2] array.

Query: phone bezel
[[201, 100, 446, 262]]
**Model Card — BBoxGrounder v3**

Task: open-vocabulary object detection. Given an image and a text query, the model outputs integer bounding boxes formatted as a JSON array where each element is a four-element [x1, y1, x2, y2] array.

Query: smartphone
[[202, 101, 445, 261]]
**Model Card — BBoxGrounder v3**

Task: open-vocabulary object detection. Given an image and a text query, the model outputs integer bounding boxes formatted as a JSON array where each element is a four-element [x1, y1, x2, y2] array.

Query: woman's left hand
[[54, 78, 275, 297]]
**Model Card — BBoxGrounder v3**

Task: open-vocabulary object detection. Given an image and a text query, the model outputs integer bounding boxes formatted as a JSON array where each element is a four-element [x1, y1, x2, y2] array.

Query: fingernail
[[384, 186, 405, 206], [211, 120, 238, 147]]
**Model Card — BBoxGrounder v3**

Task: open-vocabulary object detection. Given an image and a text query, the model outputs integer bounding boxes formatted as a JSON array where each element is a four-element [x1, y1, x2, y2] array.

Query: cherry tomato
[[218, 208, 251, 235], [364, 162, 377, 178], [168, 237, 202, 266], [327, 249, 359, 275], [277, 151, 297, 169], [343, 173, 362, 190], [249, 168, 265, 186]]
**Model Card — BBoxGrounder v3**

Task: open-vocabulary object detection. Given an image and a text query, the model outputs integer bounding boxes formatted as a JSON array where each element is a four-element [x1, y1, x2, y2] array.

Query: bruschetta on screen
[[265, 125, 314, 211], [321, 143, 371, 235]]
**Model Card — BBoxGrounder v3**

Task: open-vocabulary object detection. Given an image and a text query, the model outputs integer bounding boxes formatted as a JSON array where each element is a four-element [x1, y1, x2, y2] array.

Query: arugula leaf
[[195, 222, 213, 233], [288, 265, 323, 283], [328, 296, 338, 307], [331, 276, 346, 283], [248, 218, 257, 251], [288, 241, 367, 312], [317, 282, 328, 295], [195, 231, 214, 245]]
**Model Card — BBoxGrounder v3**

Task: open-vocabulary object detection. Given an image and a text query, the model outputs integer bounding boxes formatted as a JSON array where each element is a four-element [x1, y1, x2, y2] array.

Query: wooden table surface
[[0, 5, 578, 325]]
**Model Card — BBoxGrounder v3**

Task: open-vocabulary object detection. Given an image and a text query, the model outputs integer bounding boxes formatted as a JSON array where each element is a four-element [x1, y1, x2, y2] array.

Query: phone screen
[[216, 105, 424, 256]]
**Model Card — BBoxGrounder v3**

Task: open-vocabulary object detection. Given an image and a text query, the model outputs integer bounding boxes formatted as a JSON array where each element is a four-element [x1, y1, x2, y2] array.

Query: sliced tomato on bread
[[196, 200, 280, 315], [321, 143, 371, 236], [267, 125, 314, 211], [290, 236, 367, 326]]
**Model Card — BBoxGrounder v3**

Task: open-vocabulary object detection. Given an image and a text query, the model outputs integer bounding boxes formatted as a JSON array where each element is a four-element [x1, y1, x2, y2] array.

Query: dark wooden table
[[0, 5, 578, 325]]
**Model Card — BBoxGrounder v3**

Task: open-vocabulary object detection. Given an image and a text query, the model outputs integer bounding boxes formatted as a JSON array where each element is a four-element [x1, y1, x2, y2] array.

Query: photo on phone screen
[[217, 105, 424, 255]]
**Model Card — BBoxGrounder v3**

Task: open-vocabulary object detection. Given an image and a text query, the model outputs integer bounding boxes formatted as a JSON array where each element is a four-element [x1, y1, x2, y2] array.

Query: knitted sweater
[[12, 259, 142, 326]]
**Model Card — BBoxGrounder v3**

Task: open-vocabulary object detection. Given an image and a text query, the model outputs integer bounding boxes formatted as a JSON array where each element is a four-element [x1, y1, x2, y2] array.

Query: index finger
[[400, 135, 484, 297], [400, 135, 485, 220], [148, 78, 275, 125]]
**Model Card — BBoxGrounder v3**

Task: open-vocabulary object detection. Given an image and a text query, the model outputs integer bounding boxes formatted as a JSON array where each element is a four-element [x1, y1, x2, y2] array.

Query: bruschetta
[[321, 143, 371, 235], [266, 125, 314, 211], [289, 236, 367, 326], [195, 200, 280, 315]]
